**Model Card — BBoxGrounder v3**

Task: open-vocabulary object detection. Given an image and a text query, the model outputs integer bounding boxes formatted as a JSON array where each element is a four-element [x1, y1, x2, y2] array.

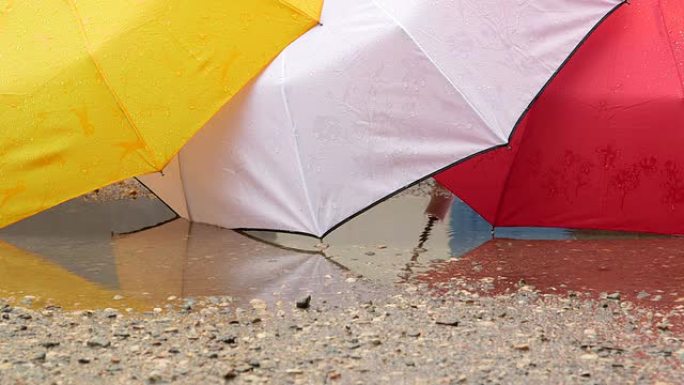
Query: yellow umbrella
[[0, 0, 322, 227]]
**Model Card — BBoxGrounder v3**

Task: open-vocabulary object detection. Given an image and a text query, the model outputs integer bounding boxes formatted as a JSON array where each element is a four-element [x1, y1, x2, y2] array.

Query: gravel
[[1, 278, 683, 385]]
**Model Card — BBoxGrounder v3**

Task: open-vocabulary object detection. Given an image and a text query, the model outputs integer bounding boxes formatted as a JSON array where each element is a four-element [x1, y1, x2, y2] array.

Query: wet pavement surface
[[1, 184, 683, 319], [2, 183, 684, 384]]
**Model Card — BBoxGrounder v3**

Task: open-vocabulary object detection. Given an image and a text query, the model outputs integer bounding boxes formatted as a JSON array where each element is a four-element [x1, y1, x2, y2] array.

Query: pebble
[[250, 299, 267, 311], [435, 318, 459, 327], [513, 344, 530, 352], [1, 269, 683, 385], [87, 337, 111, 348], [606, 293, 621, 300], [296, 296, 311, 310]]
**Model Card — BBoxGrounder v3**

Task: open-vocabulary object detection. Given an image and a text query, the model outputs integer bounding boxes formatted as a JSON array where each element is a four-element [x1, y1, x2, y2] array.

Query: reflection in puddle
[[114, 219, 352, 305], [419, 237, 684, 306], [0, 199, 353, 310], [0, 185, 682, 315], [0, 240, 146, 310]]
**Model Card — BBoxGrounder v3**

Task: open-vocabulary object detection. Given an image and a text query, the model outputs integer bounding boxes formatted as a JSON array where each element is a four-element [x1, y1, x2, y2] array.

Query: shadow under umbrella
[[113, 219, 355, 307]]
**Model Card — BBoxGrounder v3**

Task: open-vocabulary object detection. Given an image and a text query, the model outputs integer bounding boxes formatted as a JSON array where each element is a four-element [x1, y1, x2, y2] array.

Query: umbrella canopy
[[141, 0, 623, 237], [436, 0, 684, 235], [0, 0, 322, 228]]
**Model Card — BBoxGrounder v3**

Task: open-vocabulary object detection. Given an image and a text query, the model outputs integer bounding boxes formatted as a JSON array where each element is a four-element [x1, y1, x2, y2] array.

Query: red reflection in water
[[418, 238, 684, 311]]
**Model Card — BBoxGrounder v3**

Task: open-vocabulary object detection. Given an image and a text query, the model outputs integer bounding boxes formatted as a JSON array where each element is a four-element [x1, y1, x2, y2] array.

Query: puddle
[[0, 199, 357, 311], [1, 184, 683, 317]]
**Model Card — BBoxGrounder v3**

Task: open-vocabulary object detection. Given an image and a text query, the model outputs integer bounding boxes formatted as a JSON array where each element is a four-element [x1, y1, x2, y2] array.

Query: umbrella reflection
[[114, 220, 351, 305], [418, 237, 684, 309], [0, 240, 146, 310]]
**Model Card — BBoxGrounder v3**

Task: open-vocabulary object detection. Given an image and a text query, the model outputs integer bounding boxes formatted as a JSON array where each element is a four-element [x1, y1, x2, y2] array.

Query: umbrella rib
[[657, 0, 684, 100], [277, 0, 318, 22], [279, 53, 320, 235], [368, 0, 504, 142], [64, 0, 158, 170]]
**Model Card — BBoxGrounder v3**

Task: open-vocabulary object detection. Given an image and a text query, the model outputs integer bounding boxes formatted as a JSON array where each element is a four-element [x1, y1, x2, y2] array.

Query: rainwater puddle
[[1, 184, 683, 320], [0, 199, 356, 311], [251, 186, 684, 317]]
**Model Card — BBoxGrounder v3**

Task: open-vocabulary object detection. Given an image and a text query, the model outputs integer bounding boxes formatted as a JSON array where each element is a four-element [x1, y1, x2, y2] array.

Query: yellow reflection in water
[[0, 240, 149, 310]]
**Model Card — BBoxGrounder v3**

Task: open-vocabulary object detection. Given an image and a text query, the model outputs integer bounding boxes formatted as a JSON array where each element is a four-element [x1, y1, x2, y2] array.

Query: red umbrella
[[436, 0, 684, 235]]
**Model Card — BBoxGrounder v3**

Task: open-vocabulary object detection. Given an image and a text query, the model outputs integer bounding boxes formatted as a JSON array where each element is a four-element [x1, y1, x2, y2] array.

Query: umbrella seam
[[279, 52, 320, 235], [232, 1, 627, 238], [64, 0, 159, 170], [176, 152, 193, 222], [278, 0, 319, 22], [657, 0, 684, 100], [368, 0, 505, 143]]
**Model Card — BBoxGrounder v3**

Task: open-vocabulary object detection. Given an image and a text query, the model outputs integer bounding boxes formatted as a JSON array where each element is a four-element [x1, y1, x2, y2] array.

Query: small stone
[[78, 357, 92, 364], [167, 296, 177, 301], [224, 368, 238, 381], [286, 369, 304, 375], [112, 295, 124, 301], [218, 335, 237, 344], [513, 344, 530, 352], [435, 318, 459, 327], [606, 292, 621, 300], [250, 299, 267, 311], [113, 329, 130, 338], [580, 353, 598, 360], [153, 308, 163, 314], [296, 295, 311, 310], [147, 371, 162, 383], [87, 337, 111, 348], [328, 371, 342, 380], [41, 340, 60, 349], [345, 277, 357, 283], [636, 291, 650, 300], [364, 251, 376, 256], [21, 296, 36, 305]]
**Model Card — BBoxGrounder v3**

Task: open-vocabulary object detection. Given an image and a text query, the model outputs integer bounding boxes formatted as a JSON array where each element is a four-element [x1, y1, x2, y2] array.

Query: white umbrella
[[141, 0, 623, 237]]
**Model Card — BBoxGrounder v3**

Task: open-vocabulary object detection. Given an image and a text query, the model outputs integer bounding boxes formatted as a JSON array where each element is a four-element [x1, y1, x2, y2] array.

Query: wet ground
[[1, 182, 681, 317], [1, 181, 684, 384]]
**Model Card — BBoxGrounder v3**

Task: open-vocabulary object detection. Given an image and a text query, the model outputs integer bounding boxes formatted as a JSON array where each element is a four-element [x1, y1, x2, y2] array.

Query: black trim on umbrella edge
[[136, 0, 627, 241]]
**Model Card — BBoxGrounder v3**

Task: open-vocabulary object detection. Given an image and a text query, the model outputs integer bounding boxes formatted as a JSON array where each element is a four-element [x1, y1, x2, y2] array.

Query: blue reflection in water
[[447, 197, 572, 258]]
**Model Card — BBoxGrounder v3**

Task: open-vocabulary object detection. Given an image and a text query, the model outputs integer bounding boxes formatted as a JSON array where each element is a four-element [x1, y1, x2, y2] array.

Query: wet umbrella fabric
[[436, 0, 684, 235], [0, 0, 322, 228], [141, 0, 622, 238]]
